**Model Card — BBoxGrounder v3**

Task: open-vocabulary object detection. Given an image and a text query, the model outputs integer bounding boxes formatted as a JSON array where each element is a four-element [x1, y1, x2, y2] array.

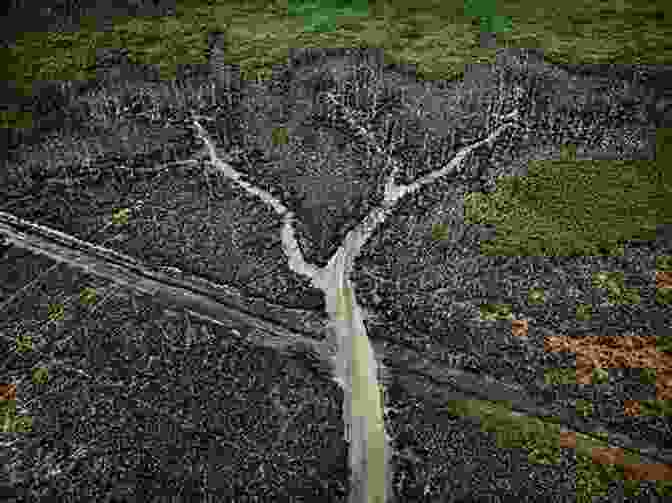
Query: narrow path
[[192, 110, 518, 503], [5, 206, 670, 469]]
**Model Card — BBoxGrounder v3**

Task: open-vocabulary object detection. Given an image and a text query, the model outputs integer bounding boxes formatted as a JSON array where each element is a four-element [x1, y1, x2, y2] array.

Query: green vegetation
[[0, 1, 670, 501], [47, 302, 65, 322], [656, 287, 672, 305], [527, 287, 545, 305], [560, 143, 577, 161], [31, 367, 49, 386], [15, 334, 33, 354], [79, 286, 98, 306], [495, 258, 672, 499], [592, 270, 642, 305], [544, 366, 619, 388], [271, 126, 290, 147], [575, 303, 592, 321], [0, 398, 33, 433], [591, 368, 609, 385], [111, 208, 130, 226], [286, 0, 370, 33], [658, 255, 672, 272], [655, 255, 672, 305], [463, 0, 513, 35], [544, 367, 619, 388], [639, 399, 672, 417], [430, 222, 450, 242], [591, 271, 623, 290], [464, 135, 672, 258], [1, 0, 669, 124], [658, 333, 672, 352], [442, 398, 672, 502], [478, 302, 514, 321], [640, 367, 657, 386], [544, 367, 576, 385], [575, 399, 594, 418]]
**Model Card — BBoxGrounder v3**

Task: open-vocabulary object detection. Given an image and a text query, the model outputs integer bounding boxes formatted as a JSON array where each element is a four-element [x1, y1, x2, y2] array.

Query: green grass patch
[[657, 255, 672, 272], [478, 302, 514, 321], [575, 399, 594, 418], [1, 0, 669, 114], [656, 288, 672, 305], [271, 126, 290, 146], [0, 398, 33, 433], [639, 399, 672, 417], [657, 335, 672, 353], [544, 367, 577, 385], [439, 397, 662, 502], [430, 222, 450, 242], [464, 143, 672, 257], [590, 270, 643, 305], [286, 0, 370, 32], [526, 287, 546, 304], [575, 303, 593, 321]]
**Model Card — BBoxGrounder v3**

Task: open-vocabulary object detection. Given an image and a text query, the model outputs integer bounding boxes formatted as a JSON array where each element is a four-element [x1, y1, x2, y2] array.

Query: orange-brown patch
[[558, 430, 577, 448], [0, 383, 16, 401], [511, 319, 528, 338], [655, 270, 672, 289], [623, 400, 641, 417], [542, 334, 671, 399]]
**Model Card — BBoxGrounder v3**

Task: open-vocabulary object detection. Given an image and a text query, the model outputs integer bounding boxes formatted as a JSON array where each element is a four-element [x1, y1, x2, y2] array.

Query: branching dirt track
[[2, 209, 671, 473], [2, 45, 672, 501]]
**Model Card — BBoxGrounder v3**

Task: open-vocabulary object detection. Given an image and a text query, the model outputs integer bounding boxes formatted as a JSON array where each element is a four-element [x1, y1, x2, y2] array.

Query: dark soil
[[2, 44, 672, 501], [1, 251, 348, 502], [354, 218, 672, 453], [383, 368, 670, 503]]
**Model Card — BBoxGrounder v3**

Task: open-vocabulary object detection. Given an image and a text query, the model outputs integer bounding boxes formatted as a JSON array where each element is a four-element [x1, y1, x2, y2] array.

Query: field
[[1, 0, 672, 501]]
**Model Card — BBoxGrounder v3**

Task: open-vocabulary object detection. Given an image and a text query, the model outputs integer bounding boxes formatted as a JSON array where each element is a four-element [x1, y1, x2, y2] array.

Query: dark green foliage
[[287, 0, 369, 33], [464, 0, 512, 38], [464, 0, 496, 18], [657, 335, 672, 353], [466, 150, 672, 258]]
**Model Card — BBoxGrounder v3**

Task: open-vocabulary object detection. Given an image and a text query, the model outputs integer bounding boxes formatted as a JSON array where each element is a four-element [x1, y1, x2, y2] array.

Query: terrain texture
[[1, 1, 671, 501]]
